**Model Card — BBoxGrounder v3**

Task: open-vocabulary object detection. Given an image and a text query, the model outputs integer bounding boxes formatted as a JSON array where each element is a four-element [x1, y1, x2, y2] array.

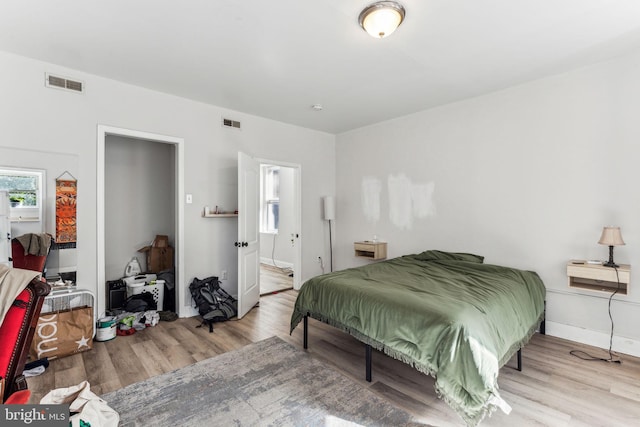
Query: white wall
[[0, 50, 335, 318], [336, 49, 640, 356], [105, 136, 175, 280], [0, 146, 78, 275]]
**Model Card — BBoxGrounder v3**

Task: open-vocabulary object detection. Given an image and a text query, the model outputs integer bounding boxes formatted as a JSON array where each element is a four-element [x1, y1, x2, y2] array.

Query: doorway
[[104, 136, 174, 288], [258, 161, 300, 295], [97, 125, 185, 319]]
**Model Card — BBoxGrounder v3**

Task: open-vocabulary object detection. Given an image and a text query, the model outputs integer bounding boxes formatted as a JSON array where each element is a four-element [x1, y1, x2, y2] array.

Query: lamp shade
[[359, 1, 405, 38], [598, 226, 625, 246], [323, 196, 335, 221]]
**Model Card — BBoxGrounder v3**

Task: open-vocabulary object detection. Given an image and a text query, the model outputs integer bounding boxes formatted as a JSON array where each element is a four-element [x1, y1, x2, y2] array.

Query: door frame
[[257, 157, 302, 289], [96, 125, 185, 318]]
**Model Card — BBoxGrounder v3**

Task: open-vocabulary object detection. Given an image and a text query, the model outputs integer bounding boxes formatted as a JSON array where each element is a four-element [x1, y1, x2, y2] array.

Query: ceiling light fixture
[[358, 1, 406, 39]]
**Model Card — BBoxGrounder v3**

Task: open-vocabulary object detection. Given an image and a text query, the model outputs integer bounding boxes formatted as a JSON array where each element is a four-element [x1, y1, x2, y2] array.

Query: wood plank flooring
[[260, 263, 293, 295], [26, 290, 640, 426]]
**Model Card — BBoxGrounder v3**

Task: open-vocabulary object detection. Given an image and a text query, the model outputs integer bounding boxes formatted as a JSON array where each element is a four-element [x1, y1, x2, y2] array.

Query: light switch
[[186, 194, 193, 204]]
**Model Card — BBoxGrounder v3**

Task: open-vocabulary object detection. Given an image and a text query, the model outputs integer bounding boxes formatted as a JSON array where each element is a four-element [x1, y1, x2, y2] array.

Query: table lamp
[[598, 226, 625, 268]]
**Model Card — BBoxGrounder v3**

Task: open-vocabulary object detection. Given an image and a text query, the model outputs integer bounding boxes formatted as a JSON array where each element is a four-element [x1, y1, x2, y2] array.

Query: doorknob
[[234, 242, 239, 247], [242, 242, 248, 247]]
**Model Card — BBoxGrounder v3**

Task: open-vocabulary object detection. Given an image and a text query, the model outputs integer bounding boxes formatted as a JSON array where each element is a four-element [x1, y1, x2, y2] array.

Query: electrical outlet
[[221, 270, 228, 280]]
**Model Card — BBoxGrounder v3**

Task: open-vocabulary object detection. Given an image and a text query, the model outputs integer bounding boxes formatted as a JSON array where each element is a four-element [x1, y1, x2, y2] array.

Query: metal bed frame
[[302, 308, 546, 382]]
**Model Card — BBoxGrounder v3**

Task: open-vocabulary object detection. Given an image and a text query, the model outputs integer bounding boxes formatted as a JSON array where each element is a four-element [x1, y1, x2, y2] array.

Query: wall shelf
[[567, 260, 630, 295], [202, 213, 238, 218], [354, 241, 387, 260]]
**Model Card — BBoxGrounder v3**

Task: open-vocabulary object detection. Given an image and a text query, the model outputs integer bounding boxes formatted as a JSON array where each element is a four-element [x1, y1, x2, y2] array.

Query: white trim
[[96, 125, 185, 318], [260, 257, 294, 270], [546, 287, 639, 306], [182, 305, 199, 318], [545, 320, 640, 358]]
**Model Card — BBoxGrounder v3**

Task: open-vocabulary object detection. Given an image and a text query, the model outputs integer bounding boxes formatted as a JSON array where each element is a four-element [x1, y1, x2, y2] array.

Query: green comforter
[[290, 250, 546, 426]]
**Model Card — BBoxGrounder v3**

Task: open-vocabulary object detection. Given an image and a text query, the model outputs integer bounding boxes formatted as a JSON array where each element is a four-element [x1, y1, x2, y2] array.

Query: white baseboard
[[180, 304, 199, 318], [260, 257, 293, 270], [545, 321, 640, 358]]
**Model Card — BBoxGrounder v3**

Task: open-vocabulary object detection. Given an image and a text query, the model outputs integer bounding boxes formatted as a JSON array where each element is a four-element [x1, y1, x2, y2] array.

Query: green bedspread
[[290, 250, 546, 426]]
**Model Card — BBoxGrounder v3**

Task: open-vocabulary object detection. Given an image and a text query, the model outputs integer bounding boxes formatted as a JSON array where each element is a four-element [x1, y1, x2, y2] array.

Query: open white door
[[237, 152, 260, 318]]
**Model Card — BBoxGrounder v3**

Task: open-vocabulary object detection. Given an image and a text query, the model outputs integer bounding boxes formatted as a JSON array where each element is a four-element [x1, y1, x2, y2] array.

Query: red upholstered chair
[[0, 278, 51, 403], [11, 239, 49, 275]]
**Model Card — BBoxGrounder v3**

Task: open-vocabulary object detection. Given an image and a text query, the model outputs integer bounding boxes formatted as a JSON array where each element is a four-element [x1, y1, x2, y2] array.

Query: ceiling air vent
[[45, 73, 84, 93], [222, 118, 241, 130]]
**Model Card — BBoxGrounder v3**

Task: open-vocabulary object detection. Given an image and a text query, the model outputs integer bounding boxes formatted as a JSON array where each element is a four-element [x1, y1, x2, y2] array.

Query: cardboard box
[[138, 235, 174, 273], [154, 235, 169, 248]]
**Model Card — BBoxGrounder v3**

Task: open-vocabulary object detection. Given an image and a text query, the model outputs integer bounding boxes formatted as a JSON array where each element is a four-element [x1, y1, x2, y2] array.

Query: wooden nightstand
[[567, 260, 630, 295], [354, 241, 387, 260]]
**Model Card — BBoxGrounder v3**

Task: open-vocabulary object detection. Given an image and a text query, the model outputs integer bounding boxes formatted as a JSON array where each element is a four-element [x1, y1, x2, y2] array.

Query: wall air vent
[[222, 118, 241, 130], [45, 73, 84, 93]]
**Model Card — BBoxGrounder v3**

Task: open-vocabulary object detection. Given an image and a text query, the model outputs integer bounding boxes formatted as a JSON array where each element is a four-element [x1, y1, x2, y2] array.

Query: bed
[[290, 250, 546, 426]]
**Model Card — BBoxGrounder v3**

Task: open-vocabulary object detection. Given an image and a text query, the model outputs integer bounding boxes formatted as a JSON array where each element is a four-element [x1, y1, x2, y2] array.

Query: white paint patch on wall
[[387, 175, 436, 229], [361, 176, 381, 222], [388, 174, 413, 230], [412, 181, 436, 218]]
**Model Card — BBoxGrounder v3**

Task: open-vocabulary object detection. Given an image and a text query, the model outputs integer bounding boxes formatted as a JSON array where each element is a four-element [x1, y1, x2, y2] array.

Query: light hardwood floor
[[27, 291, 640, 426], [260, 263, 293, 295]]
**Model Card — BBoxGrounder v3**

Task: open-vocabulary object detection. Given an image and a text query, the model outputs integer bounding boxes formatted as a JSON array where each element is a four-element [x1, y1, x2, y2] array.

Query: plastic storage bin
[[123, 273, 157, 287], [125, 274, 163, 310]]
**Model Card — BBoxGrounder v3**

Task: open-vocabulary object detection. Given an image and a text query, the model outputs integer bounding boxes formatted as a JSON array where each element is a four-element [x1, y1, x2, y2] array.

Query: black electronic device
[[107, 279, 126, 310]]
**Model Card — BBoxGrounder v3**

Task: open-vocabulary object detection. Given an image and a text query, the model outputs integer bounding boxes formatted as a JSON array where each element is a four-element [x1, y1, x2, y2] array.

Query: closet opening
[[97, 125, 185, 319]]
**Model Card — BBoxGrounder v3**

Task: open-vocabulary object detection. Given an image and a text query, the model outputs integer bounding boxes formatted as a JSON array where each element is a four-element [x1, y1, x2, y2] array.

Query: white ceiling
[[2, 0, 640, 134]]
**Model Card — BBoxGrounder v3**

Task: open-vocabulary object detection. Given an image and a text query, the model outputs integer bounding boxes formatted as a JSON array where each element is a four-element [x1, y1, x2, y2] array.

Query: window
[[0, 168, 44, 221], [261, 165, 280, 233]]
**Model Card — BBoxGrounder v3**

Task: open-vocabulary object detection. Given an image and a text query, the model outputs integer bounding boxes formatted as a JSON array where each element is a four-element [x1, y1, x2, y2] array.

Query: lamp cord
[[270, 233, 292, 274], [569, 266, 621, 364]]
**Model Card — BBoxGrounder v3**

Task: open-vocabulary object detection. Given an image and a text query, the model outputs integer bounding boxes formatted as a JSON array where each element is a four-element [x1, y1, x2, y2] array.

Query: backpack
[[188, 276, 238, 323]]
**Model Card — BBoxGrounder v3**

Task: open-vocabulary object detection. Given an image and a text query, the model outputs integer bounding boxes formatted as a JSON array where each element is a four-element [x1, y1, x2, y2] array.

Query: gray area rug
[[102, 336, 425, 426]]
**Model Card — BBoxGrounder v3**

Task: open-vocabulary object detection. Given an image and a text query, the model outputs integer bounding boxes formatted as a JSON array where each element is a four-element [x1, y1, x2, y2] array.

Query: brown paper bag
[[30, 306, 93, 360]]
